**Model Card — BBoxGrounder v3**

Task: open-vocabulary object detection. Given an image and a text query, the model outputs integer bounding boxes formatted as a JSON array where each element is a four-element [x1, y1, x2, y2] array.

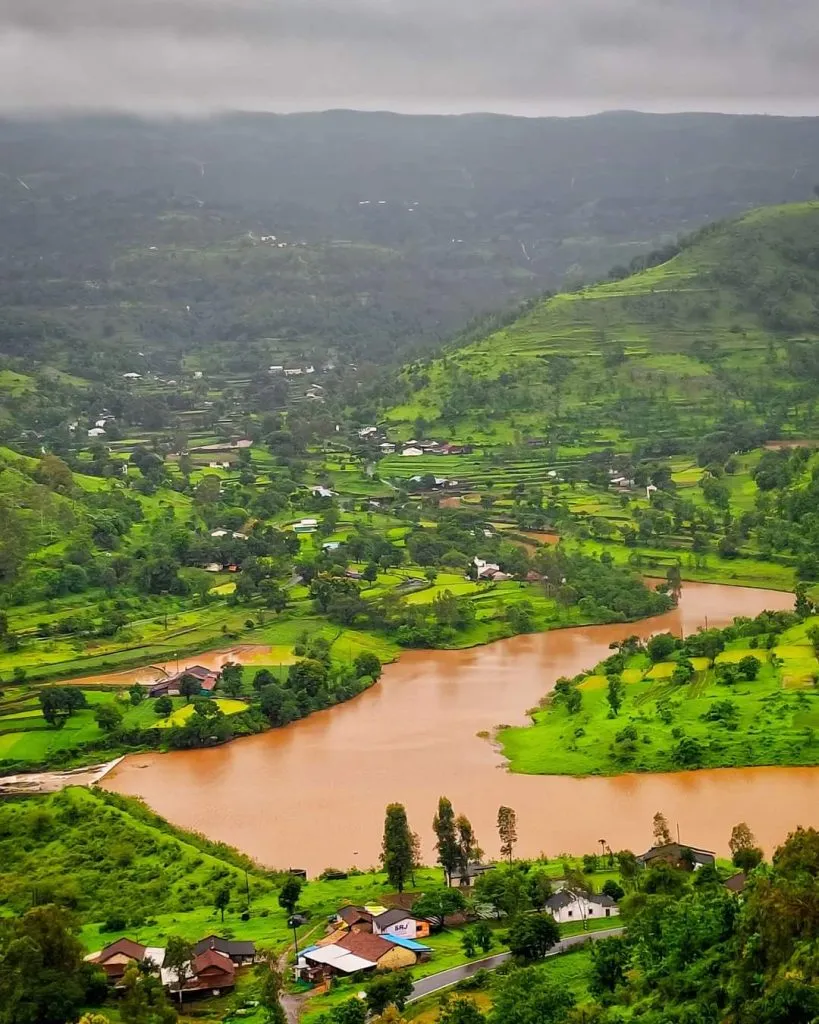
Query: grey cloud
[[0, 0, 817, 114]]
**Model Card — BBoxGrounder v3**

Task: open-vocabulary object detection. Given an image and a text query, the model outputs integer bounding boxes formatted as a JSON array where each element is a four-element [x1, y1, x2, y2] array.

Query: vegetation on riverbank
[[500, 603, 819, 775]]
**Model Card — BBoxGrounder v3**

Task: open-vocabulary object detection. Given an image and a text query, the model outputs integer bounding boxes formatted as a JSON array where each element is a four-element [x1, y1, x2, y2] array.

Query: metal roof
[[301, 944, 375, 973]]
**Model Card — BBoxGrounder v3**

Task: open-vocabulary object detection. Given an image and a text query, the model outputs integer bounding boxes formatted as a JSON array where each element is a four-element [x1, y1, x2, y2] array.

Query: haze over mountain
[[2, 110, 819, 376]]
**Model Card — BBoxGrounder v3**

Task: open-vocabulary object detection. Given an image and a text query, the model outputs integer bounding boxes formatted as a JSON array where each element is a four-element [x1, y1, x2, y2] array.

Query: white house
[[95, 418, 108, 429], [210, 529, 229, 538], [310, 485, 335, 498], [284, 368, 303, 377], [269, 366, 284, 374], [122, 372, 142, 380], [544, 891, 619, 925], [474, 556, 501, 579], [358, 426, 378, 438], [372, 909, 423, 940], [380, 442, 396, 454], [401, 447, 423, 457], [88, 427, 106, 438]]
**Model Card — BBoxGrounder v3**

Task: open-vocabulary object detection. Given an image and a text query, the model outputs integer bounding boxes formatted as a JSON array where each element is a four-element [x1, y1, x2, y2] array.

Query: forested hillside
[[386, 202, 819, 445], [2, 111, 819, 378]]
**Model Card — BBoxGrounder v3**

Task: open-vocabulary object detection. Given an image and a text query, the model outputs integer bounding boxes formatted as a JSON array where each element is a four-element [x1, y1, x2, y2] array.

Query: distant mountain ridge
[[1, 110, 819, 376]]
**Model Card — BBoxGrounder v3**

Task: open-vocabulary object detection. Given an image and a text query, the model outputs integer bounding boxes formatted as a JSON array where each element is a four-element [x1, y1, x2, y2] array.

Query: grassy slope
[[385, 202, 819, 445], [500, 616, 819, 776]]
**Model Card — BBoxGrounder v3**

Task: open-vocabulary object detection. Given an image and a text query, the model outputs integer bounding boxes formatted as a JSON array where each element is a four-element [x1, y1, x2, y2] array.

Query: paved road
[[409, 927, 623, 1002]]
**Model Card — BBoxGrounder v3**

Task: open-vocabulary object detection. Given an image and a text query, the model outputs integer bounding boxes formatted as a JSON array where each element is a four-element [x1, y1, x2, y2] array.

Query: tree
[[163, 935, 193, 1004], [354, 651, 382, 680], [647, 632, 677, 662], [34, 454, 74, 493], [154, 695, 173, 717], [39, 687, 87, 727], [729, 822, 764, 871], [120, 964, 176, 1024], [652, 811, 673, 846], [325, 998, 368, 1024], [128, 684, 146, 706], [606, 674, 625, 717], [438, 997, 487, 1024], [527, 869, 554, 909], [461, 930, 476, 957], [601, 880, 625, 902], [588, 936, 628, 995], [366, 972, 413, 1015], [178, 674, 201, 702], [0, 904, 105, 1024], [95, 703, 123, 733], [218, 662, 244, 697], [473, 921, 494, 953], [490, 964, 574, 1024], [497, 806, 518, 863], [214, 884, 231, 923], [381, 803, 415, 893], [738, 655, 761, 681], [456, 814, 481, 876], [278, 876, 303, 915], [433, 796, 460, 884], [411, 888, 466, 929], [506, 913, 561, 961]]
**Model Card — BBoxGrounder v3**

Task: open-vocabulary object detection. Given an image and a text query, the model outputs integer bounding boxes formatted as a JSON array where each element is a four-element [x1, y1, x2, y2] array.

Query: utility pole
[[288, 915, 300, 963]]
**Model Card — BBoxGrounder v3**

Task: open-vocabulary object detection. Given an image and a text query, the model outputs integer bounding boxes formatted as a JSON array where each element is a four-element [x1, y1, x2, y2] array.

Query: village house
[[637, 842, 716, 870], [336, 930, 421, 970], [401, 447, 423, 457], [85, 938, 165, 985], [450, 863, 496, 888], [379, 442, 396, 454], [544, 890, 619, 925], [192, 935, 256, 965], [372, 908, 431, 941], [336, 905, 375, 932], [358, 426, 378, 438], [162, 948, 236, 999], [296, 943, 375, 982], [724, 872, 748, 894], [147, 664, 219, 698], [293, 517, 318, 535], [473, 556, 501, 580], [310, 485, 335, 498]]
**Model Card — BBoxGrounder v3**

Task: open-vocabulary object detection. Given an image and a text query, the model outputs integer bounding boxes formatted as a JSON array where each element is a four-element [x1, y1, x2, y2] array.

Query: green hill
[[385, 202, 819, 447]]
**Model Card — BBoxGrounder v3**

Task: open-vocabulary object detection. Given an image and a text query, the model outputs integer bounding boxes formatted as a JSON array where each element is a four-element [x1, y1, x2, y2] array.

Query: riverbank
[[499, 606, 819, 776], [100, 583, 818, 873]]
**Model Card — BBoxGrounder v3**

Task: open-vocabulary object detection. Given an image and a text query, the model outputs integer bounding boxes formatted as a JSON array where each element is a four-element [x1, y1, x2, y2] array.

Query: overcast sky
[[1, 0, 818, 117]]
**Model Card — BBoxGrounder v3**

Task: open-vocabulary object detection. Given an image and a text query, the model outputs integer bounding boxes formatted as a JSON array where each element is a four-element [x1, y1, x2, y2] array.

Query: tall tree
[[456, 814, 481, 876], [163, 936, 193, 1005], [120, 964, 176, 1024], [381, 803, 414, 893], [278, 876, 303, 915], [652, 811, 673, 846], [433, 796, 460, 884], [729, 821, 764, 871], [497, 806, 518, 862], [606, 674, 625, 717], [214, 884, 231, 923], [0, 905, 103, 1024]]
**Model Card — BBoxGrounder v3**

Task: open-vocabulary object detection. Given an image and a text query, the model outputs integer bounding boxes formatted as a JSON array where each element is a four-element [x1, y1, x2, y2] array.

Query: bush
[[100, 913, 127, 933]]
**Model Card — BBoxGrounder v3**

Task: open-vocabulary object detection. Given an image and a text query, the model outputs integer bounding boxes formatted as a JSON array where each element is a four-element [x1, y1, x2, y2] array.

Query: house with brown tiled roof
[[85, 937, 165, 984], [336, 905, 374, 932], [337, 930, 417, 969], [162, 948, 236, 998]]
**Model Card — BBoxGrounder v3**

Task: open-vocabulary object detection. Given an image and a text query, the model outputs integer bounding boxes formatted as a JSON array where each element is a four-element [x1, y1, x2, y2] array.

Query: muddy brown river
[[104, 583, 819, 873]]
